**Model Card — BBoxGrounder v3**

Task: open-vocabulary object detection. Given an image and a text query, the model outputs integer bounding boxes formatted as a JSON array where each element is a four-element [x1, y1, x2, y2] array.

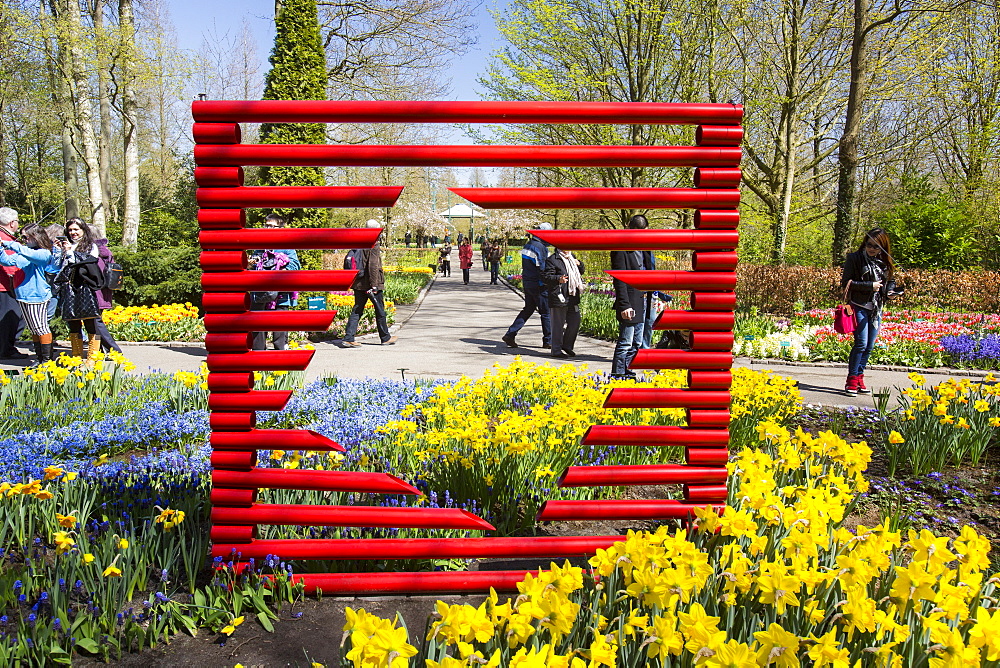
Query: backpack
[[343, 249, 366, 278], [103, 252, 124, 291], [250, 250, 290, 305]]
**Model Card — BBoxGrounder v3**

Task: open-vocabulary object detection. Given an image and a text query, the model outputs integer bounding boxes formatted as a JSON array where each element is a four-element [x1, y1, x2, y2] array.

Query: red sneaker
[[857, 373, 870, 394], [845, 374, 859, 396]]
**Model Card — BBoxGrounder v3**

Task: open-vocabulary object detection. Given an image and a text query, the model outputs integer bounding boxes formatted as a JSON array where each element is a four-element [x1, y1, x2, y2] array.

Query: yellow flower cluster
[[343, 607, 418, 667], [383, 265, 435, 274], [103, 302, 199, 325], [343, 423, 999, 667], [14, 350, 134, 386], [326, 294, 396, 309]]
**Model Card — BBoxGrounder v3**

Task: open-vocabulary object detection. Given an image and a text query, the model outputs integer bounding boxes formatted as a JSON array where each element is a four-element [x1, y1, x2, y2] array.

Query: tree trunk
[[61, 0, 107, 236], [119, 0, 140, 248], [92, 0, 116, 225], [834, 0, 869, 266], [44, 2, 80, 219]]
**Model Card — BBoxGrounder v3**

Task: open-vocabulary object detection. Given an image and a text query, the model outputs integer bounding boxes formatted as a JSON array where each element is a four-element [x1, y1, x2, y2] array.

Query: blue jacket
[[520, 236, 549, 290], [0, 241, 55, 302]]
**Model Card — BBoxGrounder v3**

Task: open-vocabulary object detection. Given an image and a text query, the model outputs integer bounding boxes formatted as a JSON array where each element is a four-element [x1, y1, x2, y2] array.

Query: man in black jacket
[[610, 215, 652, 377]]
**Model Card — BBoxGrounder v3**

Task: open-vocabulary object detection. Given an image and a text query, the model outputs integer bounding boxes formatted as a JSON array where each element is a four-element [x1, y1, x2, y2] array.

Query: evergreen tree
[[259, 0, 326, 227]]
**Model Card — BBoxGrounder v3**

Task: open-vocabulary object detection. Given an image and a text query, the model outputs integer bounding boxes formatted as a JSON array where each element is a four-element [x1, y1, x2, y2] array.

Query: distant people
[[486, 241, 503, 285], [438, 243, 452, 277], [341, 220, 397, 347], [0, 207, 27, 359], [52, 218, 104, 364], [459, 239, 473, 284], [611, 215, 653, 378], [87, 224, 122, 354], [444, 233, 451, 245], [480, 238, 490, 271], [249, 214, 301, 351], [502, 223, 552, 349], [0, 224, 57, 364], [842, 227, 901, 396], [404, 231, 412, 247], [457, 232, 464, 246], [544, 246, 584, 358]]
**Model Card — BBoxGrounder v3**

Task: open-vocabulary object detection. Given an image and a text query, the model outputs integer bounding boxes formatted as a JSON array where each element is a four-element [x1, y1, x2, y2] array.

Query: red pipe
[[207, 350, 315, 372], [208, 390, 293, 412], [688, 371, 733, 390], [283, 571, 533, 595], [687, 449, 729, 465], [606, 270, 736, 291], [653, 311, 734, 332], [211, 469, 419, 494], [192, 122, 241, 144], [628, 350, 732, 369], [694, 168, 742, 188], [211, 488, 256, 506], [684, 484, 728, 502], [202, 270, 354, 292], [200, 251, 247, 272], [204, 312, 336, 333], [195, 166, 244, 187], [210, 535, 626, 560], [537, 500, 722, 521], [582, 425, 729, 447], [694, 210, 739, 229], [558, 465, 728, 487], [692, 251, 738, 271], [211, 451, 257, 470], [192, 100, 743, 125], [210, 526, 255, 543], [696, 125, 744, 146], [205, 333, 252, 353], [210, 428, 344, 452], [195, 144, 744, 167], [604, 388, 730, 409], [199, 209, 245, 230], [531, 229, 738, 251], [688, 409, 731, 428], [207, 372, 254, 392], [210, 412, 256, 431], [196, 186, 404, 209], [450, 187, 740, 210], [212, 504, 495, 530], [202, 293, 251, 313], [690, 292, 737, 311], [690, 332, 735, 351], [200, 228, 381, 250]]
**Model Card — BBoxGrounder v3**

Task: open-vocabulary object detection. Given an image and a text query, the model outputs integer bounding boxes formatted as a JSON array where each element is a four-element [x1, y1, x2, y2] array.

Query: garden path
[[0, 258, 968, 406]]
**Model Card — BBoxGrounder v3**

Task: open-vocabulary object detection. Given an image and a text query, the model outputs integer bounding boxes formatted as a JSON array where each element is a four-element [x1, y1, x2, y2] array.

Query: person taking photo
[[0, 224, 58, 364]]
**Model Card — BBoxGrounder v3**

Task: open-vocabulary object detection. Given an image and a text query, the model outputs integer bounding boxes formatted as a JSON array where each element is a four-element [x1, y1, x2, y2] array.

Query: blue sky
[[168, 0, 503, 101]]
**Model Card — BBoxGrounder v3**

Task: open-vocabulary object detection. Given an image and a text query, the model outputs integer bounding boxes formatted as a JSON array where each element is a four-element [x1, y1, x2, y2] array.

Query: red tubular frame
[[195, 144, 743, 167], [212, 505, 496, 530], [450, 187, 739, 210], [196, 98, 741, 595]]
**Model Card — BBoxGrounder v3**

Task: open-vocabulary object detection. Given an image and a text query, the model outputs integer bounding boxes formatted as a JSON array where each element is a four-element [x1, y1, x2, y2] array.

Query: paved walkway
[[0, 260, 972, 406]]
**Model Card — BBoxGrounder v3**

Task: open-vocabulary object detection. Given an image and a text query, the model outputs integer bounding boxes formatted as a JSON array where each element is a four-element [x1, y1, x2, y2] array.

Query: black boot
[[36, 342, 53, 365]]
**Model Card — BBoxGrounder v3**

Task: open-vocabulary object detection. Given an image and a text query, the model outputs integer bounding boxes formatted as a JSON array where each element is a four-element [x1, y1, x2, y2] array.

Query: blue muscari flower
[[155, 592, 169, 603], [13, 581, 22, 591], [53, 618, 61, 630], [39, 592, 48, 602], [27, 614, 36, 627]]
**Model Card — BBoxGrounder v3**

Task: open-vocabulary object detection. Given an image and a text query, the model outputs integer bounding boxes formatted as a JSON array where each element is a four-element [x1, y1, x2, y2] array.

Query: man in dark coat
[[610, 215, 653, 377], [341, 220, 397, 347], [502, 223, 552, 348]]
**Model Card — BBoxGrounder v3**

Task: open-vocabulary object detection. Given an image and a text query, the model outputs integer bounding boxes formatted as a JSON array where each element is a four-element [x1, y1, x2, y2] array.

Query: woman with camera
[[0, 224, 59, 364], [52, 218, 104, 364]]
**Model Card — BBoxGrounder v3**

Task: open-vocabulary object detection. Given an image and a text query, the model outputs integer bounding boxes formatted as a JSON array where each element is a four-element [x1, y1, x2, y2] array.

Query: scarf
[[561, 250, 582, 296]]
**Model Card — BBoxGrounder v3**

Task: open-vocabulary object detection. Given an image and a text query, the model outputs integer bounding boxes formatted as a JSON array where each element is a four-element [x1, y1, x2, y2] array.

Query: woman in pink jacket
[[459, 239, 474, 285]]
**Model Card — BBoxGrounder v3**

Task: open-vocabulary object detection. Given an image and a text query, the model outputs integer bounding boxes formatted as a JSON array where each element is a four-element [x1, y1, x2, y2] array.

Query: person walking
[[841, 227, 901, 395], [438, 242, 452, 277], [610, 215, 653, 377], [480, 238, 490, 271], [0, 208, 28, 359], [52, 218, 104, 364], [87, 224, 123, 354], [502, 223, 552, 349], [0, 224, 58, 364], [250, 214, 300, 351], [486, 240, 503, 284], [544, 246, 584, 358], [458, 238, 473, 285], [341, 220, 397, 347]]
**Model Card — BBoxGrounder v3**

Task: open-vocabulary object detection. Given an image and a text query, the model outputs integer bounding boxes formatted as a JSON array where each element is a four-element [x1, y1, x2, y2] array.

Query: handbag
[[104, 261, 124, 290], [834, 281, 856, 334]]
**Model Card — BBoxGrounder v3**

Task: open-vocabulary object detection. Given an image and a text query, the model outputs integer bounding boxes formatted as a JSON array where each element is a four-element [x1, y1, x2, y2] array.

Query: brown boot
[[69, 333, 84, 359], [85, 336, 101, 367]]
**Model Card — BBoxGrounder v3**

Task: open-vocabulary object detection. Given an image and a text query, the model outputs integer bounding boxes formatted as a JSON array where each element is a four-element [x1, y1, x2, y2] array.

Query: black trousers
[[251, 303, 289, 350], [462, 268, 470, 284], [0, 290, 25, 354]]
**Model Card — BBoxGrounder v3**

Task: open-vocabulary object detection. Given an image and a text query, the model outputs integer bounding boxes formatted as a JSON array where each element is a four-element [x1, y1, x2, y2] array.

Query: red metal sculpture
[[193, 99, 741, 594]]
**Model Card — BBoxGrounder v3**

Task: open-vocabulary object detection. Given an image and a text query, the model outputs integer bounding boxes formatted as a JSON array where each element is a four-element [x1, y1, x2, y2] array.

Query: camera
[[56, 236, 68, 243]]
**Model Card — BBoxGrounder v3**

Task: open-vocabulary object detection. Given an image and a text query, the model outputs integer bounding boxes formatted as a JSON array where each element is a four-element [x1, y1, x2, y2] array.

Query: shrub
[[109, 245, 202, 308]]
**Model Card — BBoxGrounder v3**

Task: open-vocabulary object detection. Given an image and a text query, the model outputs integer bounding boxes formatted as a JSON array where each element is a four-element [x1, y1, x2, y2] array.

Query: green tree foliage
[[109, 245, 202, 307], [875, 176, 980, 270], [258, 0, 326, 228]]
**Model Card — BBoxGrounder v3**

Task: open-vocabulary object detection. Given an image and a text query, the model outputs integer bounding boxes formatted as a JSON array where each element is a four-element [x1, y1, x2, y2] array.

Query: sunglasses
[[865, 241, 881, 249]]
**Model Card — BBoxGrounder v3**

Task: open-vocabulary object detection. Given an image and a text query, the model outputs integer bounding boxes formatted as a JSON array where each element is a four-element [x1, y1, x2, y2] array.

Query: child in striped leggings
[[0, 225, 57, 364]]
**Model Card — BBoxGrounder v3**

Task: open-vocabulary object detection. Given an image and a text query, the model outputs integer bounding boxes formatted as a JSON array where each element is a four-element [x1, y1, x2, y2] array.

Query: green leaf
[[75, 638, 100, 654], [256, 611, 275, 633]]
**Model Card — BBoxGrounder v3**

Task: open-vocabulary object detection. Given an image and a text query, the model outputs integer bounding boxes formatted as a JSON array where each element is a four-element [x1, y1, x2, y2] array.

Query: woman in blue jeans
[[840, 228, 901, 396]]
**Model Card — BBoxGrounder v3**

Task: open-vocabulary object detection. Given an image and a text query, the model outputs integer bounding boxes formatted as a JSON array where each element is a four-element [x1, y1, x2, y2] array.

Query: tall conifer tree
[[259, 0, 326, 227]]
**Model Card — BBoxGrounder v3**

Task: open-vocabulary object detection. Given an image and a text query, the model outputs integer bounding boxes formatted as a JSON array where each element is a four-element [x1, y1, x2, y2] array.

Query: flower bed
[[103, 303, 205, 341]]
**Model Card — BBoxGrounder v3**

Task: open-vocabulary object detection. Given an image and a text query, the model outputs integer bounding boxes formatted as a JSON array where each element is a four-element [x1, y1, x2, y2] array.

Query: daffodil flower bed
[[342, 423, 1000, 668], [102, 303, 205, 341]]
